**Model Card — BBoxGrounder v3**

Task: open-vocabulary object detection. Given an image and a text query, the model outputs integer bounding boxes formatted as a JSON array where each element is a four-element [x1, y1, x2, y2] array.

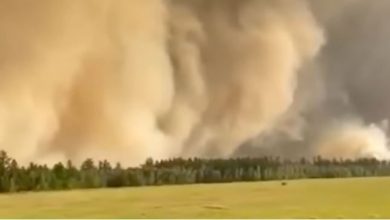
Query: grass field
[[0, 177, 389, 218]]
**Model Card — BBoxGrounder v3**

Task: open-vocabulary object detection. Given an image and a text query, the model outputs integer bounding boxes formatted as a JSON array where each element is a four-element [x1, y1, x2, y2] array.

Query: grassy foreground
[[0, 177, 389, 218]]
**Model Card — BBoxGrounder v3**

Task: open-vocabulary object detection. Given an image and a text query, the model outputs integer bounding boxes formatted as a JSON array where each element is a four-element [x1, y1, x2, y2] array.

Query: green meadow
[[0, 177, 389, 218]]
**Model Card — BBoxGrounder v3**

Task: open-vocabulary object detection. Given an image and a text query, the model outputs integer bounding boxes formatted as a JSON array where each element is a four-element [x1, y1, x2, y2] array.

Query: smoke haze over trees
[[0, 0, 390, 165]]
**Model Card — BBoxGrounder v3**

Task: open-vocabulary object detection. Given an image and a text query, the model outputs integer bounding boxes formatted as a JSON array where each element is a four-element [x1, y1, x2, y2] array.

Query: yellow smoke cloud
[[0, 0, 324, 165], [314, 120, 390, 160]]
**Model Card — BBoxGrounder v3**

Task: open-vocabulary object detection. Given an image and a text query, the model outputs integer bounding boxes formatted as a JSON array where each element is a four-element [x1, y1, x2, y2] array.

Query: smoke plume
[[0, 0, 388, 166], [314, 119, 390, 160]]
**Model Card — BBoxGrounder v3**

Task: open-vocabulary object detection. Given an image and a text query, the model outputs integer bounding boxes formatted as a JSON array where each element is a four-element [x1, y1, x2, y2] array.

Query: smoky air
[[0, 0, 389, 166]]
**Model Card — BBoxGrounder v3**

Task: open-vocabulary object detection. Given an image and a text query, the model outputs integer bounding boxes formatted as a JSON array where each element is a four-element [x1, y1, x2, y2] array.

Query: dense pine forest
[[1, 150, 390, 193]]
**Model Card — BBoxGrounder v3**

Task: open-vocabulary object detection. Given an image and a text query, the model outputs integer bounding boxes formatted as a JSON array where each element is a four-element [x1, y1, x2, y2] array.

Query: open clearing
[[0, 177, 389, 218]]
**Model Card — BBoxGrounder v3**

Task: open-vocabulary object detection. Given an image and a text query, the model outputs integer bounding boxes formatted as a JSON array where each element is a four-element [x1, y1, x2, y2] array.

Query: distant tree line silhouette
[[0, 150, 390, 193]]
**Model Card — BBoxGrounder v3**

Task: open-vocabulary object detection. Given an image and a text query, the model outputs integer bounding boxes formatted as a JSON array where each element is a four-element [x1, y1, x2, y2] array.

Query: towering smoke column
[[1, 0, 388, 166], [0, 0, 323, 165], [165, 0, 324, 158], [0, 1, 174, 165]]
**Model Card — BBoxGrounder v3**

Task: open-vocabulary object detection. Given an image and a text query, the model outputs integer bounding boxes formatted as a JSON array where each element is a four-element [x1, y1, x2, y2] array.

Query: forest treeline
[[1, 150, 390, 193]]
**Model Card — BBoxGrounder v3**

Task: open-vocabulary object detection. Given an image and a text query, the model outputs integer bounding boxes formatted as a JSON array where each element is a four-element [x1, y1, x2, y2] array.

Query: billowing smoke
[[314, 119, 390, 160], [235, 0, 390, 161], [0, 0, 389, 166], [166, 0, 323, 158]]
